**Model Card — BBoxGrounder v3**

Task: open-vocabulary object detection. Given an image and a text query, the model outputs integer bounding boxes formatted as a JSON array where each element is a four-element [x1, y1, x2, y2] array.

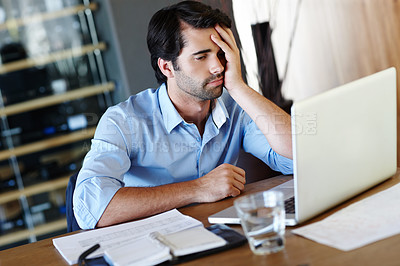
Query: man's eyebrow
[[192, 49, 211, 56]]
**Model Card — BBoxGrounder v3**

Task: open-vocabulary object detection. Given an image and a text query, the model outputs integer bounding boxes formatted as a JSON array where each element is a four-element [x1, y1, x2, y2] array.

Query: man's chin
[[215, 85, 224, 97], [208, 85, 223, 99], [198, 83, 224, 100]]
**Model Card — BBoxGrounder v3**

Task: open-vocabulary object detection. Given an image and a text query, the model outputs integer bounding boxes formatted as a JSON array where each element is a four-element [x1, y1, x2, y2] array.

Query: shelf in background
[[0, 82, 115, 116], [0, 176, 70, 205], [0, 0, 114, 250], [0, 42, 106, 75], [0, 218, 67, 247], [0, 3, 98, 32], [0, 127, 96, 161]]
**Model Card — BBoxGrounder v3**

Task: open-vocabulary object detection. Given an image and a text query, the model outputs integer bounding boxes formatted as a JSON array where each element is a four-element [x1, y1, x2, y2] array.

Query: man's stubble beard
[[175, 70, 224, 101]]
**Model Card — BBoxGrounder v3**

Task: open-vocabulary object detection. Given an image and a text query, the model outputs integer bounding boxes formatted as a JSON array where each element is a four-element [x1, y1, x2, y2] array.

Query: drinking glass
[[234, 190, 285, 255]]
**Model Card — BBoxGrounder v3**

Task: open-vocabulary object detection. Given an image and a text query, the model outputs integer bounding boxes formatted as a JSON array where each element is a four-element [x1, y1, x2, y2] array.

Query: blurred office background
[[0, 0, 398, 250]]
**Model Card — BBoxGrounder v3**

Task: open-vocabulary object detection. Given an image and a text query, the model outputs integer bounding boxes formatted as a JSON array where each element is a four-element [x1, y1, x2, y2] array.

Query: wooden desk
[[0, 170, 399, 266]]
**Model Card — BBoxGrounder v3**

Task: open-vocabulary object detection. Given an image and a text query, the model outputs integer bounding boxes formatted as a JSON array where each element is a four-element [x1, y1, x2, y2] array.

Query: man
[[73, 1, 293, 229]]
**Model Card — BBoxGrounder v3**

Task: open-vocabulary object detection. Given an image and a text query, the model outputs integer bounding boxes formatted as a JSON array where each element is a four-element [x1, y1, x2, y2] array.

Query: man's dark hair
[[147, 1, 232, 84]]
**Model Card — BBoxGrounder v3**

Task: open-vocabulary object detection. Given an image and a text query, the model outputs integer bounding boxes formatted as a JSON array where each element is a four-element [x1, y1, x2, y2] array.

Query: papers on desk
[[53, 209, 203, 265], [104, 227, 226, 266], [292, 183, 400, 251]]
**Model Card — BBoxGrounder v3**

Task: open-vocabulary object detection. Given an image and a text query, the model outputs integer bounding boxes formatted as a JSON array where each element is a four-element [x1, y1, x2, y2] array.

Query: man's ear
[[158, 58, 175, 79]]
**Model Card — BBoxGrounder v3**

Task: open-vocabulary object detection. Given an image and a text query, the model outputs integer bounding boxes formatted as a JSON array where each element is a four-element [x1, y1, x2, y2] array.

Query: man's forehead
[[180, 24, 219, 55]]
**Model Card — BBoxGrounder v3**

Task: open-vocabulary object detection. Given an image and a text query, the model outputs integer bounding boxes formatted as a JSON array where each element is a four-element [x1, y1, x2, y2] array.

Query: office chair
[[66, 171, 82, 232]]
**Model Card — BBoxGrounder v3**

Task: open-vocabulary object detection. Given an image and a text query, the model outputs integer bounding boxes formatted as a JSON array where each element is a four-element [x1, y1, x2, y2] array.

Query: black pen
[[78, 243, 101, 266]]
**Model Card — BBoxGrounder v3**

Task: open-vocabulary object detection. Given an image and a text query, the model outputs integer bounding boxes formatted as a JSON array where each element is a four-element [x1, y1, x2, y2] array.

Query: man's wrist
[[225, 82, 252, 99], [188, 178, 205, 203]]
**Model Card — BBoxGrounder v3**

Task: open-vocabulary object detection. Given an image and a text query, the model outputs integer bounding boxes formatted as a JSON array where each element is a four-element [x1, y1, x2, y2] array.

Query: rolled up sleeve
[[242, 116, 293, 175], [73, 107, 132, 229], [73, 175, 122, 229]]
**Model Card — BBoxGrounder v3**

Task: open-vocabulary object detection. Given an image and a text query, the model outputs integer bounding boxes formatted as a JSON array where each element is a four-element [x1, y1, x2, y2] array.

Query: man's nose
[[210, 56, 224, 74]]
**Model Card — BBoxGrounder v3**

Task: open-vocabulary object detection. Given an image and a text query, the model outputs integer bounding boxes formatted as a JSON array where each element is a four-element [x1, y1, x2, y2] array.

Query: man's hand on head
[[194, 163, 246, 202], [211, 24, 246, 92]]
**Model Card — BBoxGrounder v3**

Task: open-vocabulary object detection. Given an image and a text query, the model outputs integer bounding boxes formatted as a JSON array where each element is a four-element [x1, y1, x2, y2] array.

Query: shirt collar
[[158, 83, 230, 133], [211, 97, 229, 129], [158, 83, 183, 133]]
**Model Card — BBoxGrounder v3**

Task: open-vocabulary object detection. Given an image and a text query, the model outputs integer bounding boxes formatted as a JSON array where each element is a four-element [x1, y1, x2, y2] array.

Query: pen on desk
[[78, 243, 101, 266]]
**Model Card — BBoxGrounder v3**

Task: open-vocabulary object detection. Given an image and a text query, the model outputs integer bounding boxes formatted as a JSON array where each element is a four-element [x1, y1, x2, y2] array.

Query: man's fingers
[[229, 187, 241, 197], [196, 164, 246, 202], [211, 33, 230, 55], [218, 164, 246, 183], [230, 165, 246, 184], [214, 24, 236, 50], [232, 178, 245, 191], [233, 170, 246, 185]]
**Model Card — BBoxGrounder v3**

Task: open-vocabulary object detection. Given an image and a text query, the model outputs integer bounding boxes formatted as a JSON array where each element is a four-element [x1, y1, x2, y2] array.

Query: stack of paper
[[53, 209, 203, 265], [292, 183, 400, 251], [103, 236, 171, 266], [104, 227, 227, 265]]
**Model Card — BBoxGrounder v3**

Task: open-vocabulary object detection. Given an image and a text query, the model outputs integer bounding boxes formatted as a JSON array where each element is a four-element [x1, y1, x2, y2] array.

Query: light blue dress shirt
[[73, 84, 293, 229]]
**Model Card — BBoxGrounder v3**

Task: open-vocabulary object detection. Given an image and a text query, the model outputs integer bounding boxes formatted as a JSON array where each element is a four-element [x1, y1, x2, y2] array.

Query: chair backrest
[[66, 171, 81, 232]]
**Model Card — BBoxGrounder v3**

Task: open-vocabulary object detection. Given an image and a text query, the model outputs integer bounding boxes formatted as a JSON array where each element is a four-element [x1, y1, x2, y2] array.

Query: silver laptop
[[208, 67, 397, 226]]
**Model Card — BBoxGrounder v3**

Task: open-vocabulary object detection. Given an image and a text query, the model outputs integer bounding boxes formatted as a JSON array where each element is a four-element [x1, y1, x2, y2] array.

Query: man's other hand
[[194, 163, 246, 202]]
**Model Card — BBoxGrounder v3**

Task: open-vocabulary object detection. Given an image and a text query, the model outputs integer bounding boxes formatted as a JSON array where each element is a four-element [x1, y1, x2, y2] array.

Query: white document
[[152, 226, 227, 256], [104, 227, 227, 266], [292, 183, 400, 251], [103, 236, 172, 266], [53, 209, 202, 265]]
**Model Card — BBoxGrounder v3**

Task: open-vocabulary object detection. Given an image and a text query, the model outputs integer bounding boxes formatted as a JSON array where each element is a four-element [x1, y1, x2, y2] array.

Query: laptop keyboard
[[284, 197, 295, 214]]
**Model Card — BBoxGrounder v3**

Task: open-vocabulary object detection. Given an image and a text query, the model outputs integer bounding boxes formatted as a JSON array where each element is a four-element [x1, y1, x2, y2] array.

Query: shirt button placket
[[196, 135, 203, 178]]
